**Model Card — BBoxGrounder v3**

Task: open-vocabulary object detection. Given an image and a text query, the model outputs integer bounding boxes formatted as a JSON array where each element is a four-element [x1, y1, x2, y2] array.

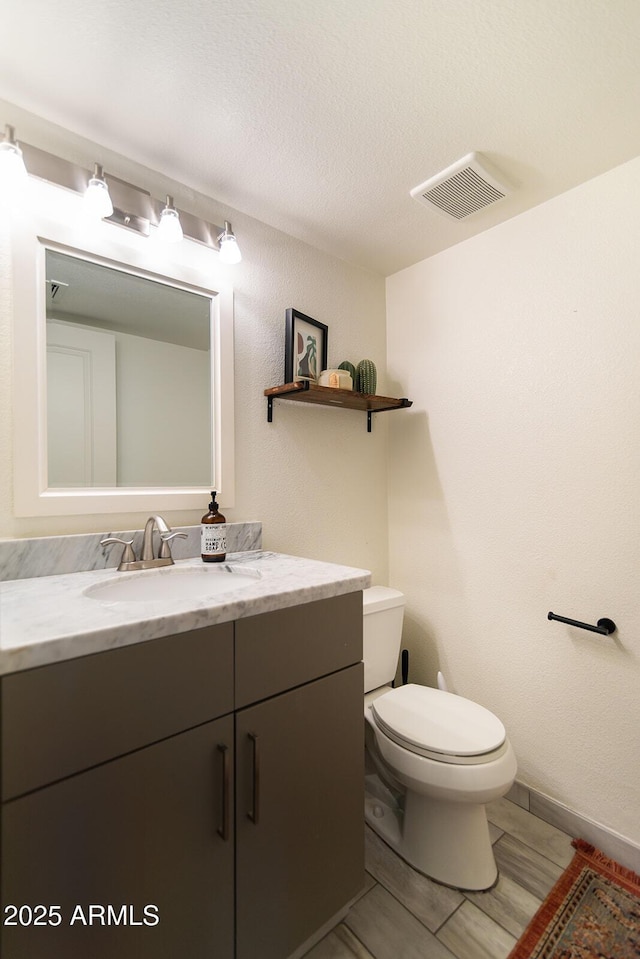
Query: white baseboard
[[285, 880, 372, 959], [507, 781, 640, 875]]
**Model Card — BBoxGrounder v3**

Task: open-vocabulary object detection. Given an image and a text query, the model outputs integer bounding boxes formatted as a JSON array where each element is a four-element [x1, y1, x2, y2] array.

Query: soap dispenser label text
[[201, 526, 227, 553]]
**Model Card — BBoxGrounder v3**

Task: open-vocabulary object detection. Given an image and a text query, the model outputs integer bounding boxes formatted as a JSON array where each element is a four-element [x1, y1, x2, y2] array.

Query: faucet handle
[[100, 537, 137, 568], [159, 531, 188, 560]]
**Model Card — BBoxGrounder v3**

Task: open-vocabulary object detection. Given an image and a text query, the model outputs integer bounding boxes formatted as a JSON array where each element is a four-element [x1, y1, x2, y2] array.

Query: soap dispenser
[[201, 491, 227, 563]]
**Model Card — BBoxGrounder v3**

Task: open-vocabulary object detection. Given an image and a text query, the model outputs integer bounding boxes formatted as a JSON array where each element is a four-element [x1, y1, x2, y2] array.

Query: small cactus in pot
[[356, 359, 377, 395], [338, 360, 357, 390]]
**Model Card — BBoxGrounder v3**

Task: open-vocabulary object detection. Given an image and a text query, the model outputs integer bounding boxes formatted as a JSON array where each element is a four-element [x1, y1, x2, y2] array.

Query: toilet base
[[364, 774, 498, 891]]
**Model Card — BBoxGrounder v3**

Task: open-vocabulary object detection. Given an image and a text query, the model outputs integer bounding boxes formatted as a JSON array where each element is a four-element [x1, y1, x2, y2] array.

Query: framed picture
[[284, 309, 328, 383]]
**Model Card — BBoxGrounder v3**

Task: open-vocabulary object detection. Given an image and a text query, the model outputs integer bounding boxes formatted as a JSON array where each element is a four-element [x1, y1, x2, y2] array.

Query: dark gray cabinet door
[[1, 716, 234, 959], [235, 663, 364, 959], [1, 623, 234, 800]]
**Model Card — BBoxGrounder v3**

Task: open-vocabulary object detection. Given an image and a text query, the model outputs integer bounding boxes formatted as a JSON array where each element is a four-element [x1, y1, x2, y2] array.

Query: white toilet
[[363, 586, 517, 891]]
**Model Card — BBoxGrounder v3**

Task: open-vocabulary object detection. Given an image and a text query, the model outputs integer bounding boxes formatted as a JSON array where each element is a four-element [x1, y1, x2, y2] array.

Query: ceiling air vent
[[410, 152, 510, 220]]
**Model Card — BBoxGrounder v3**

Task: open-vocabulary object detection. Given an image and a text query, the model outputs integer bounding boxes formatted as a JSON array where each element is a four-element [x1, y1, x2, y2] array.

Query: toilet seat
[[371, 684, 507, 765]]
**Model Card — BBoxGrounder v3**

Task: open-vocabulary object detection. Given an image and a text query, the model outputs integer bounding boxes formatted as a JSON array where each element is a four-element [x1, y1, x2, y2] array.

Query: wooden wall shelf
[[265, 382, 412, 432]]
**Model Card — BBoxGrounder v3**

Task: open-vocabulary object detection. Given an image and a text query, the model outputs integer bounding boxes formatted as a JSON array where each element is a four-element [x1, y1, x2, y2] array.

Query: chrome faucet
[[101, 514, 187, 572], [141, 514, 172, 562]]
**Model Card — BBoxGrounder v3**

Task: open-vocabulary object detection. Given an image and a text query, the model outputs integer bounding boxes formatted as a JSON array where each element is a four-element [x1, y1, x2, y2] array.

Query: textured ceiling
[[2, 0, 640, 275]]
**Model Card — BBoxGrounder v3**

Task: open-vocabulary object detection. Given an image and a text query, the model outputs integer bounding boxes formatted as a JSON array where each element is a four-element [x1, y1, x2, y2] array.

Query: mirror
[[11, 177, 235, 516], [46, 250, 212, 488]]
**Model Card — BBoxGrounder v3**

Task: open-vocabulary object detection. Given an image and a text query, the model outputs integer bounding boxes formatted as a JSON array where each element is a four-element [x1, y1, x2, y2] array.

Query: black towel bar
[[547, 612, 616, 635]]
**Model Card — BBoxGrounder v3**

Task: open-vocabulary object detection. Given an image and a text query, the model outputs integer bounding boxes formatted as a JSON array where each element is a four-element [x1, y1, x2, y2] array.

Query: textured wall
[[0, 101, 389, 583], [386, 156, 640, 845]]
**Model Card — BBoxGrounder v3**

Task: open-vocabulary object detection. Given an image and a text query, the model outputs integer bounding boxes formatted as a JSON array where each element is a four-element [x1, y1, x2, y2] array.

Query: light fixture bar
[[17, 139, 88, 192], [1, 130, 232, 253], [103, 171, 153, 235]]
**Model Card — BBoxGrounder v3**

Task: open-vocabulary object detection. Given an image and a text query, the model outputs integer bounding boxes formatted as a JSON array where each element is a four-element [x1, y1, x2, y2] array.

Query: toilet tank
[[363, 586, 405, 693]]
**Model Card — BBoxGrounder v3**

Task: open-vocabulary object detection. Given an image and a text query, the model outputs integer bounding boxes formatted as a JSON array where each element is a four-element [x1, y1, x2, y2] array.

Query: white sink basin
[[84, 564, 261, 604]]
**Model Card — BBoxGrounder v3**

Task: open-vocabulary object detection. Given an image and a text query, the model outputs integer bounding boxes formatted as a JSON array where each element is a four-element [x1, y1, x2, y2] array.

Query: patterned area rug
[[508, 839, 640, 958]]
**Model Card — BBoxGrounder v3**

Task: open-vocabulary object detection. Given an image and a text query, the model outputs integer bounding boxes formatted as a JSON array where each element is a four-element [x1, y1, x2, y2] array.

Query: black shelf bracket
[[366, 398, 412, 432]]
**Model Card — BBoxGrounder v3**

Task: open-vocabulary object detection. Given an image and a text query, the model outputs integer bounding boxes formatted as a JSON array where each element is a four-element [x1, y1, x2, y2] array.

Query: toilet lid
[[371, 684, 506, 760]]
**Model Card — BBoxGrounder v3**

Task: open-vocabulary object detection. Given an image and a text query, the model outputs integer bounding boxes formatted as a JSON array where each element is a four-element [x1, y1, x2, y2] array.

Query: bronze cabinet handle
[[217, 744, 230, 841], [247, 733, 260, 824]]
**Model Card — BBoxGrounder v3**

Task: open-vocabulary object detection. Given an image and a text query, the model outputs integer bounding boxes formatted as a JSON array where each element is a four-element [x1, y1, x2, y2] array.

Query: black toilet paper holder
[[547, 611, 616, 635]]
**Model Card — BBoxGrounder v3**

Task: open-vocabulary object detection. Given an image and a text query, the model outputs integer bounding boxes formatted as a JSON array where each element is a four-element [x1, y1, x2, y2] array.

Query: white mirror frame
[[11, 178, 235, 516]]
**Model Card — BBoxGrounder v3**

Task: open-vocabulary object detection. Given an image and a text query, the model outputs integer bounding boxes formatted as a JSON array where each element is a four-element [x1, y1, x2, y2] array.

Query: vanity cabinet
[[0, 591, 364, 959]]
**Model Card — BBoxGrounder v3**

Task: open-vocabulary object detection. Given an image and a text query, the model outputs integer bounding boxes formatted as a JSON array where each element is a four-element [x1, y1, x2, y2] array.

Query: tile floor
[[303, 797, 574, 959]]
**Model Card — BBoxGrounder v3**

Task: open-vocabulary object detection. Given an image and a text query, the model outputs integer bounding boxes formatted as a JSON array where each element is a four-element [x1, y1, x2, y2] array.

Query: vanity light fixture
[[0, 124, 28, 185], [157, 195, 184, 243], [0, 123, 243, 262], [84, 162, 114, 219], [217, 220, 242, 264]]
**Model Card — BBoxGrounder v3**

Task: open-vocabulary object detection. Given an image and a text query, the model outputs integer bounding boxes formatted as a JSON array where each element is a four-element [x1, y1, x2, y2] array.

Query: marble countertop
[[0, 551, 371, 675]]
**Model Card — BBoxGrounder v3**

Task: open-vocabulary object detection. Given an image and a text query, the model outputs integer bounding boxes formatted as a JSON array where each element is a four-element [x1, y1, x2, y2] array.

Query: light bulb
[[0, 125, 28, 187], [84, 163, 113, 219], [217, 221, 242, 264], [156, 196, 183, 243]]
